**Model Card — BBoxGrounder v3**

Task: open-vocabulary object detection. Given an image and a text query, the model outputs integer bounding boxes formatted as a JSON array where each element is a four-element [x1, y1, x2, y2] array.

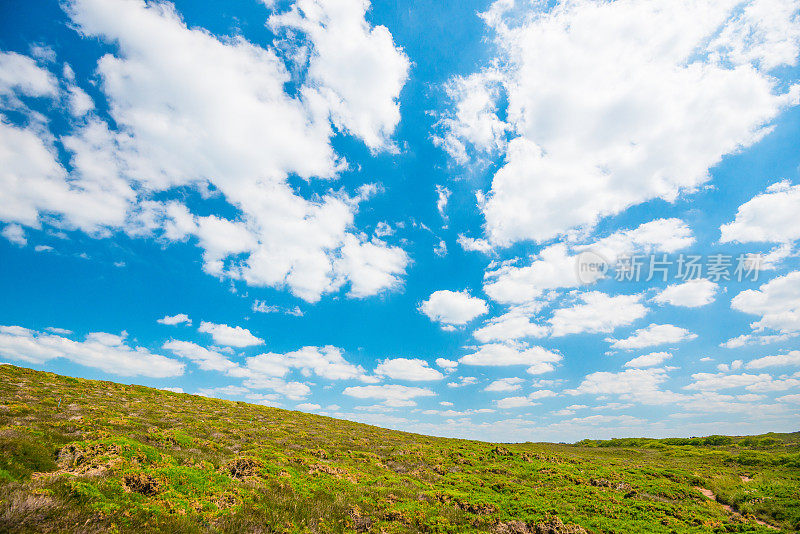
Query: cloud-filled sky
[[1, 0, 799, 442]]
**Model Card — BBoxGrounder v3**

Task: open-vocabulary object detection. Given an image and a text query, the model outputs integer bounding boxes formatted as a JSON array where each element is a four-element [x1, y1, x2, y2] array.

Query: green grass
[[0, 364, 798, 533]]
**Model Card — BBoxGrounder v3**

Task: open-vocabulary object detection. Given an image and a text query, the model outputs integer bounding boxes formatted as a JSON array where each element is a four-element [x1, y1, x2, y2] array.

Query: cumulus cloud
[[721, 180, 800, 244], [549, 292, 648, 337], [0, 51, 58, 101], [720, 332, 795, 349], [435, 185, 451, 220], [0, 325, 184, 377], [495, 388, 557, 409], [484, 219, 694, 305], [435, 358, 458, 371], [473, 304, 548, 343], [457, 234, 493, 253], [246, 345, 371, 381], [495, 396, 538, 409], [446, 376, 478, 388], [267, 0, 410, 150], [623, 352, 672, 369], [484, 377, 524, 392], [685, 372, 800, 392], [157, 313, 191, 326], [197, 385, 250, 398], [607, 324, 697, 350], [0, 0, 411, 303], [731, 271, 800, 334], [459, 343, 561, 375], [419, 290, 488, 327], [163, 340, 237, 373], [653, 279, 718, 308], [1, 224, 27, 246], [374, 358, 444, 381], [745, 350, 800, 369], [343, 384, 436, 407], [567, 368, 683, 404], [440, 0, 800, 245], [198, 322, 263, 348]]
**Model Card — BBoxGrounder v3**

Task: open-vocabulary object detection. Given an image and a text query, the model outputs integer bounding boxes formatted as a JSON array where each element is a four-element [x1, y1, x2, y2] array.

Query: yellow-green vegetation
[[0, 365, 798, 533]]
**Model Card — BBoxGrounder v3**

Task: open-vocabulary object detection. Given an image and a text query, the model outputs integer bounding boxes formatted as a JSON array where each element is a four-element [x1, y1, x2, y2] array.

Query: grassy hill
[[0, 365, 798, 533]]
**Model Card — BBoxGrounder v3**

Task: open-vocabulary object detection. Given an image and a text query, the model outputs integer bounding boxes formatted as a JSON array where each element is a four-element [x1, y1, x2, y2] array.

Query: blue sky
[[1, 0, 799, 442]]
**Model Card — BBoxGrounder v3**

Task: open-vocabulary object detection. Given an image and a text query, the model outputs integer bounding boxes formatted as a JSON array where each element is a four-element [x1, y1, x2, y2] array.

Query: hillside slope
[[0, 365, 798, 533]]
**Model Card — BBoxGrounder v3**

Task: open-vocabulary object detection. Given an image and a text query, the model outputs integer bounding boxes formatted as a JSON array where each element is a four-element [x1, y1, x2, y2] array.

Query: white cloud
[[495, 388, 556, 409], [435, 358, 458, 371], [343, 384, 435, 407], [623, 352, 672, 368], [459, 343, 561, 374], [246, 345, 370, 381], [442, 0, 800, 246], [1, 224, 27, 246], [419, 290, 488, 327], [721, 180, 800, 243], [685, 372, 800, 392], [485, 377, 523, 392], [296, 403, 321, 411], [720, 332, 795, 348], [0, 51, 57, 99], [745, 350, 800, 369], [607, 323, 697, 350], [197, 385, 249, 398], [717, 360, 744, 373], [457, 234, 493, 253], [495, 396, 538, 409], [334, 234, 409, 299], [758, 244, 796, 270], [550, 291, 648, 337], [374, 358, 444, 381], [198, 321, 263, 347], [157, 313, 191, 326], [434, 70, 508, 164], [1, 0, 411, 303], [484, 219, 693, 305], [653, 279, 718, 308], [567, 368, 683, 404], [473, 304, 549, 343], [252, 301, 304, 316], [731, 271, 800, 334], [163, 340, 238, 373], [446, 376, 478, 388], [0, 325, 184, 377], [67, 85, 94, 117], [268, 0, 410, 150], [435, 185, 451, 219], [243, 375, 311, 400], [45, 327, 72, 335]]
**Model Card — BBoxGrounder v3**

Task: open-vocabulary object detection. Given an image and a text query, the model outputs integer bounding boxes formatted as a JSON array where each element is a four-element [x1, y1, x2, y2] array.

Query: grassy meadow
[[0, 365, 798, 533]]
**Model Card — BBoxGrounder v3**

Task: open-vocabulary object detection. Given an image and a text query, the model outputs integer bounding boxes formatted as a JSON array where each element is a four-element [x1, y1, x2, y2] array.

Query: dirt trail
[[694, 486, 778, 530]]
